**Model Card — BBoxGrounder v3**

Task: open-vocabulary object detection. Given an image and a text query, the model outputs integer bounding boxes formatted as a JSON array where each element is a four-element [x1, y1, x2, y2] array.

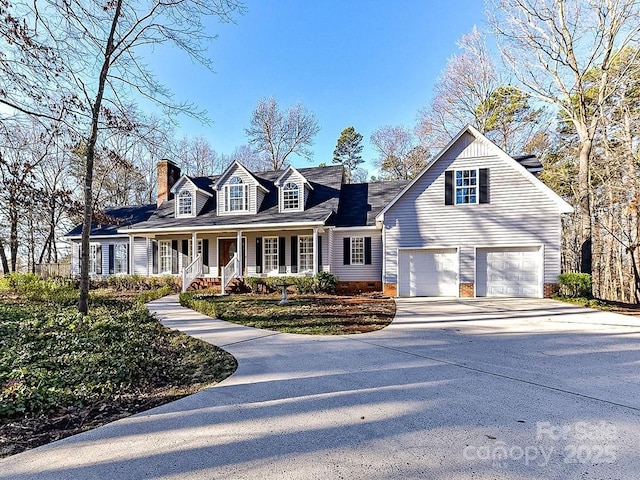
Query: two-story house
[[65, 125, 573, 297]]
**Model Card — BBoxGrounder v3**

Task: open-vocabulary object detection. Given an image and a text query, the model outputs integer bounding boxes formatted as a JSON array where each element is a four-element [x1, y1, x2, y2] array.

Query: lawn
[[180, 293, 396, 334], [0, 274, 237, 457]]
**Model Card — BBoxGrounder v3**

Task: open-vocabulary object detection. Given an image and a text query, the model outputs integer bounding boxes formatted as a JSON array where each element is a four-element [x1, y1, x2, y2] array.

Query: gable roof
[[212, 160, 269, 193], [274, 165, 314, 190], [375, 124, 573, 221], [170, 175, 214, 197], [65, 204, 156, 238]]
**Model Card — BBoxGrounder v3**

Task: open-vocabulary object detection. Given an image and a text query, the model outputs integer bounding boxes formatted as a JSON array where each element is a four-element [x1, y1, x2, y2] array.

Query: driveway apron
[[1, 295, 639, 479]]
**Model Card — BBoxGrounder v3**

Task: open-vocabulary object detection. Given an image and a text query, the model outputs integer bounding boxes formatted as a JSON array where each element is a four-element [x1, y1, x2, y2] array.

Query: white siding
[[133, 237, 148, 275], [383, 133, 562, 286], [216, 164, 259, 215], [277, 169, 305, 213], [332, 229, 382, 282], [195, 191, 209, 215]]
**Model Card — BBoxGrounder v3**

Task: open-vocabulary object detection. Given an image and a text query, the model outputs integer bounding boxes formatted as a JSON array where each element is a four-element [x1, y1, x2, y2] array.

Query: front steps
[[186, 277, 247, 294]]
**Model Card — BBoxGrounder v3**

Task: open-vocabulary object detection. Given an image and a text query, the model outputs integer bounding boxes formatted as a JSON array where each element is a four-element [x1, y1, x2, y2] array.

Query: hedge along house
[[65, 125, 572, 297]]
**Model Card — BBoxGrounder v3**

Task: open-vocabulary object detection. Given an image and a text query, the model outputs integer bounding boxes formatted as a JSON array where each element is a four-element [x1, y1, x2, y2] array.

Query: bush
[[292, 276, 315, 294], [244, 277, 265, 293], [106, 275, 178, 292], [558, 273, 592, 298], [1, 273, 77, 305], [314, 271, 338, 294]]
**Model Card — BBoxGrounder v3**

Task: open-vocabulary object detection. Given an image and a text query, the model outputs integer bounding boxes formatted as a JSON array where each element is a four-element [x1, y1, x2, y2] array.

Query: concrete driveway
[[2, 296, 639, 479]]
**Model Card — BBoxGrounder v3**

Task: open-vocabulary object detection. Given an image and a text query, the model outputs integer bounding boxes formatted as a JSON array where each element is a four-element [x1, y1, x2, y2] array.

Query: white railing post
[[181, 253, 202, 293], [221, 252, 238, 295]]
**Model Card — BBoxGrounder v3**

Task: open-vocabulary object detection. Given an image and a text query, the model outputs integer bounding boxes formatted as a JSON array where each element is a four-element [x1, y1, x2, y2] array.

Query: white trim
[[65, 234, 129, 241], [262, 236, 279, 275], [170, 175, 213, 197], [274, 165, 313, 190], [212, 160, 269, 193], [454, 168, 479, 205], [332, 225, 380, 231], [375, 124, 574, 221], [350, 237, 365, 265], [176, 190, 194, 218], [119, 220, 327, 235]]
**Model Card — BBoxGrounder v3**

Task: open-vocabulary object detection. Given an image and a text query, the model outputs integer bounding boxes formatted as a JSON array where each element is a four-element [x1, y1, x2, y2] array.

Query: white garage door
[[398, 248, 458, 297], [476, 247, 541, 297]]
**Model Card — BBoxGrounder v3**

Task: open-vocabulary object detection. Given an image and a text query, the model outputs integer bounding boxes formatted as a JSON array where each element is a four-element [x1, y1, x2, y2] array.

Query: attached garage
[[398, 248, 458, 297], [476, 247, 542, 298]]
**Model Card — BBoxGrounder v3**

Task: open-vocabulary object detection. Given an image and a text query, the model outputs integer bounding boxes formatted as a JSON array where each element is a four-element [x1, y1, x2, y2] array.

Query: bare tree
[[176, 135, 225, 176], [0, 0, 244, 313], [245, 97, 321, 170], [489, 0, 640, 274], [371, 125, 429, 181]]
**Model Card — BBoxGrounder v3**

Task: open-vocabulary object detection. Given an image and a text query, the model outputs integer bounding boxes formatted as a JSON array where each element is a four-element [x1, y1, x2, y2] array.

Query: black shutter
[[343, 237, 351, 265], [152, 240, 158, 274], [445, 170, 454, 205], [202, 239, 209, 266], [125, 243, 130, 274], [317, 235, 323, 270], [171, 240, 178, 274], [290, 236, 298, 273], [479, 168, 489, 204], [108, 244, 115, 274], [256, 237, 262, 273], [364, 237, 372, 265], [278, 237, 286, 273], [181, 239, 189, 266], [96, 244, 102, 275]]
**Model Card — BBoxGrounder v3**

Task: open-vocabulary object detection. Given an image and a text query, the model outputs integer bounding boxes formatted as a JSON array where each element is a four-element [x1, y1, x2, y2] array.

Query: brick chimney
[[157, 159, 181, 207]]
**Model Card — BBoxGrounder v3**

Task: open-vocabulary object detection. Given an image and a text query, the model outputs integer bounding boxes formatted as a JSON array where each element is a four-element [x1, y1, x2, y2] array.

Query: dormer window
[[226, 176, 249, 212], [282, 182, 299, 210], [177, 190, 193, 216]]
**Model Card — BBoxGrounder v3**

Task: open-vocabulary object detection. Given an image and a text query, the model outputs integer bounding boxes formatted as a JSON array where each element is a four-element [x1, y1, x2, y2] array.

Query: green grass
[[180, 293, 396, 334]]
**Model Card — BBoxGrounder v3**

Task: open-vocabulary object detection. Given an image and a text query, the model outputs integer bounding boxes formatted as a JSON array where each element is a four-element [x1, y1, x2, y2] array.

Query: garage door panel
[[477, 247, 541, 298], [399, 249, 458, 297]]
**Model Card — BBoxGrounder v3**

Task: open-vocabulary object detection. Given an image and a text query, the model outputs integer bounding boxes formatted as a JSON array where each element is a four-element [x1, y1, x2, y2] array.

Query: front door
[[218, 238, 246, 276]]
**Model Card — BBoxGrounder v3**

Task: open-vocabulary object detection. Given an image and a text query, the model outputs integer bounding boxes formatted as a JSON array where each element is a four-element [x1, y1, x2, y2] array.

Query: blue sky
[[152, 0, 487, 175]]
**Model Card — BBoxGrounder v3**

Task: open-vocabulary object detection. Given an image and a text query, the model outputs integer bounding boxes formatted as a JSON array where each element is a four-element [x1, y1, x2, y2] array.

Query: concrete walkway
[[2, 296, 640, 479]]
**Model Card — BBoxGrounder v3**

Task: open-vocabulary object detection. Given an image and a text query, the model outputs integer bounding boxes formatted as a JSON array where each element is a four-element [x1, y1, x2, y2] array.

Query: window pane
[[264, 237, 279, 273], [178, 191, 192, 215], [455, 169, 477, 204], [283, 182, 300, 210], [351, 237, 364, 265], [115, 244, 128, 274], [299, 236, 313, 272]]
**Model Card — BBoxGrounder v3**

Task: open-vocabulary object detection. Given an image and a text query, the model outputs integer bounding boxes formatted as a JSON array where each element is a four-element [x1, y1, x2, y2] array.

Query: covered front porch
[[127, 226, 330, 292]]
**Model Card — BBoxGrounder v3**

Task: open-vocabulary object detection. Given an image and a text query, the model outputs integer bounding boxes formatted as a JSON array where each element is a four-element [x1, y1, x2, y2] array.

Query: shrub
[[315, 271, 338, 294], [558, 273, 592, 298], [292, 276, 315, 294], [245, 276, 265, 293]]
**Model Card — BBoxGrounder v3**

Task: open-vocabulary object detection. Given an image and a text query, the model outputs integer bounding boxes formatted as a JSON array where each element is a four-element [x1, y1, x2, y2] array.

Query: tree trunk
[[78, 0, 123, 314], [0, 238, 9, 274], [577, 138, 593, 274]]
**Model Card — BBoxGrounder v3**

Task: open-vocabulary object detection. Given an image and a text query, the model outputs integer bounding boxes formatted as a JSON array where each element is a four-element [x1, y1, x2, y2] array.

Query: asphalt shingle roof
[[334, 181, 409, 227], [65, 204, 156, 237]]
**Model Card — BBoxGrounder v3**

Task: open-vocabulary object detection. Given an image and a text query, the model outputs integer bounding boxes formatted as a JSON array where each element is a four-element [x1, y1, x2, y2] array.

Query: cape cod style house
[[65, 125, 573, 297]]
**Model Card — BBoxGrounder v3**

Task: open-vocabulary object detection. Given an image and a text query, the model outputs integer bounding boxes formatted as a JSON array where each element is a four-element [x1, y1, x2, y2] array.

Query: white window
[[159, 240, 172, 274], [263, 237, 279, 274], [299, 236, 313, 272], [282, 182, 300, 210], [177, 190, 193, 216], [455, 169, 477, 204], [351, 237, 364, 265], [114, 244, 128, 274], [225, 176, 249, 212], [88, 243, 101, 274]]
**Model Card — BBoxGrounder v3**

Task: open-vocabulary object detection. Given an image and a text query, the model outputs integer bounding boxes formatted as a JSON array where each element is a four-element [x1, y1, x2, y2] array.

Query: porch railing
[[182, 254, 202, 293], [221, 252, 238, 294]]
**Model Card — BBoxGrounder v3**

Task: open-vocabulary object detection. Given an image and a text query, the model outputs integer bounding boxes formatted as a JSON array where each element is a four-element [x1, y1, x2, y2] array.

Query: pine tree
[[332, 126, 364, 183]]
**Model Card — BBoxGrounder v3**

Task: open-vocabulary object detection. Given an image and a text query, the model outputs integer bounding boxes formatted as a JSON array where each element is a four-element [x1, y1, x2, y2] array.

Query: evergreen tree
[[332, 126, 364, 183]]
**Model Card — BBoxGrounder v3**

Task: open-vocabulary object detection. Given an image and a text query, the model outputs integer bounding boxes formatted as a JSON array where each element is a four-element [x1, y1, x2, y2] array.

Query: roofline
[[64, 234, 130, 241], [170, 175, 214, 197], [274, 165, 314, 190], [375, 124, 573, 221], [118, 220, 328, 235], [212, 160, 269, 193], [332, 225, 380, 231]]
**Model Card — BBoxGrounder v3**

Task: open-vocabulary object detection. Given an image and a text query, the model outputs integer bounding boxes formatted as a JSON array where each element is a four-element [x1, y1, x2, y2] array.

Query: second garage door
[[476, 247, 541, 297], [398, 248, 458, 297]]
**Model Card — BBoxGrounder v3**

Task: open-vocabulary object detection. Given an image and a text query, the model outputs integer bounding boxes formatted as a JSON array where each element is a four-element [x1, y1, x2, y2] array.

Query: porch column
[[191, 231, 198, 271], [313, 227, 319, 274], [236, 230, 243, 276], [129, 236, 134, 274]]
